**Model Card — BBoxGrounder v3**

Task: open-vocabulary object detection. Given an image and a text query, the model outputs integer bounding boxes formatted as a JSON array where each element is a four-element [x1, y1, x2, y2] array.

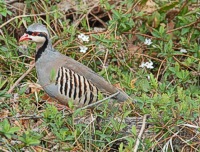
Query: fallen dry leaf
[[0, 109, 9, 119], [130, 78, 137, 89], [34, 146, 48, 152], [113, 83, 125, 91], [141, 0, 158, 13]]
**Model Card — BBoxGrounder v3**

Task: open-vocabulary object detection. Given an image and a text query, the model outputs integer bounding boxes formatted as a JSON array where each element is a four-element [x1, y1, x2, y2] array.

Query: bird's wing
[[59, 54, 129, 102]]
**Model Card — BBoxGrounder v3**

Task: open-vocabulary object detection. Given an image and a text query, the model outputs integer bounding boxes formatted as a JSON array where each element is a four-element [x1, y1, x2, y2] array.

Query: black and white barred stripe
[[55, 67, 98, 105]]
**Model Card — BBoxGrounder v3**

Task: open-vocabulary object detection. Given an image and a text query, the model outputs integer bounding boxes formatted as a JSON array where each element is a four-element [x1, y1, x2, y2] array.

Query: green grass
[[0, 0, 200, 151]]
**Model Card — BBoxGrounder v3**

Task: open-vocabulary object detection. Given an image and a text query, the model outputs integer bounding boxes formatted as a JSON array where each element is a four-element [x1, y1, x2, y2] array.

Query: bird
[[19, 23, 129, 107]]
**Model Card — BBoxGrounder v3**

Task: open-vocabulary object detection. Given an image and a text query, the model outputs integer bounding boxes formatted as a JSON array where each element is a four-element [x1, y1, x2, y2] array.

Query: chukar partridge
[[19, 23, 129, 107]]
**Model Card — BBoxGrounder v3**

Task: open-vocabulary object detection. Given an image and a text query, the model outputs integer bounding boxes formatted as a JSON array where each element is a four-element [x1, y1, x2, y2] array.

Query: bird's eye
[[32, 32, 39, 36]]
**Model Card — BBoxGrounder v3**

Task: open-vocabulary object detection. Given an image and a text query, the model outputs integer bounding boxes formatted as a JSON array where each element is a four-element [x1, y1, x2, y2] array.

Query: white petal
[[146, 61, 154, 69], [144, 38, 152, 45], [139, 62, 146, 68], [78, 34, 85, 39], [82, 35, 89, 42], [146, 63, 154, 69], [148, 61, 153, 66], [180, 48, 187, 53], [147, 65, 154, 69], [80, 49, 86, 53], [78, 34, 84, 39], [79, 46, 88, 53], [78, 33, 89, 42]]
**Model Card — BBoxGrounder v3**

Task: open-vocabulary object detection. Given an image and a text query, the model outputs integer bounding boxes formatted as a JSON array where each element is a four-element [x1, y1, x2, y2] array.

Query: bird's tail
[[114, 89, 130, 102]]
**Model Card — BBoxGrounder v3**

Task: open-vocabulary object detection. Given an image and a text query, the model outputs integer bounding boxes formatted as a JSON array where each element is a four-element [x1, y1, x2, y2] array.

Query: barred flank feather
[[56, 67, 99, 105]]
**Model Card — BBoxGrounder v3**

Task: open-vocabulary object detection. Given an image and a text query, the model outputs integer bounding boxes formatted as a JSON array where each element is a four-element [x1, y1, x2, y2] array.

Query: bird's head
[[19, 23, 49, 44]]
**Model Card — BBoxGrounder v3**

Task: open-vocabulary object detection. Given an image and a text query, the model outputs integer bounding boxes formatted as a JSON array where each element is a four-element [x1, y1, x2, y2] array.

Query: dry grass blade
[[7, 63, 35, 94], [133, 114, 147, 152]]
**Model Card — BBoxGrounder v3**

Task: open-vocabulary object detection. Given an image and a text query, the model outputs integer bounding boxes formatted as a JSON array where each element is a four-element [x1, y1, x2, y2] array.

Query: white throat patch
[[29, 35, 46, 43]]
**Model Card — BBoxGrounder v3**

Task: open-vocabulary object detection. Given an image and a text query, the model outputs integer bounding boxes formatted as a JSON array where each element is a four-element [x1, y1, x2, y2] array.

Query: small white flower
[[139, 61, 154, 69], [144, 38, 152, 45], [79, 46, 88, 53], [146, 61, 154, 69], [78, 33, 89, 42], [180, 48, 187, 53], [147, 75, 150, 80], [139, 62, 147, 68]]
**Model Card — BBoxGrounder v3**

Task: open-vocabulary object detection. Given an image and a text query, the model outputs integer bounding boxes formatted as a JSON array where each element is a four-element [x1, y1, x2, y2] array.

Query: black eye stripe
[[26, 31, 47, 37], [26, 31, 33, 35], [38, 33, 47, 37]]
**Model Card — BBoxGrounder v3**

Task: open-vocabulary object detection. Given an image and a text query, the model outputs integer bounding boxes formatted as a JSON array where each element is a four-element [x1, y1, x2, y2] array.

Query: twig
[[73, 114, 96, 145], [156, 58, 166, 80], [0, 11, 57, 29], [134, 53, 164, 62], [167, 126, 199, 151], [89, 12, 107, 28], [2, 114, 43, 120], [174, 53, 200, 61], [73, 3, 99, 27], [5, 0, 18, 4], [101, 135, 134, 152], [166, 19, 200, 33], [0, 147, 9, 152], [7, 63, 35, 94], [173, 56, 195, 72], [80, 91, 120, 110], [133, 114, 147, 152]]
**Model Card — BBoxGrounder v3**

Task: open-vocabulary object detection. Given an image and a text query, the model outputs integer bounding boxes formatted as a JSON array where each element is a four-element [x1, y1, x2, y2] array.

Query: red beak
[[19, 34, 31, 42]]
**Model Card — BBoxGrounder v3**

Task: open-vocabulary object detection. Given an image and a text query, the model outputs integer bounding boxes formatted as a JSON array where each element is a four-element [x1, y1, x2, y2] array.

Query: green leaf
[[151, 29, 161, 38], [112, 10, 121, 19], [150, 73, 158, 89], [19, 85, 27, 95], [110, 118, 120, 130], [0, 77, 7, 89], [118, 142, 124, 152], [7, 127, 20, 134], [123, 110, 131, 118], [158, 2, 179, 13], [0, 119, 20, 139], [159, 25, 166, 35], [138, 79, 150, 92], [19, 132, 41, 146], [73, 108, 81, 117], [181, 27, 190, 35], [4, 133, 11, 139], [140, 0, 148, 5], [131, 125, 137, 135], [174, 62, 180, 72], [1, 10, 7, 17], [50, 68, 57, 82], [179, 5, 189, 15], [2, 119, 10, 132], [68, 99, 75, 109], [176, 71, 183, 79], [26, 138, 40, 146]]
